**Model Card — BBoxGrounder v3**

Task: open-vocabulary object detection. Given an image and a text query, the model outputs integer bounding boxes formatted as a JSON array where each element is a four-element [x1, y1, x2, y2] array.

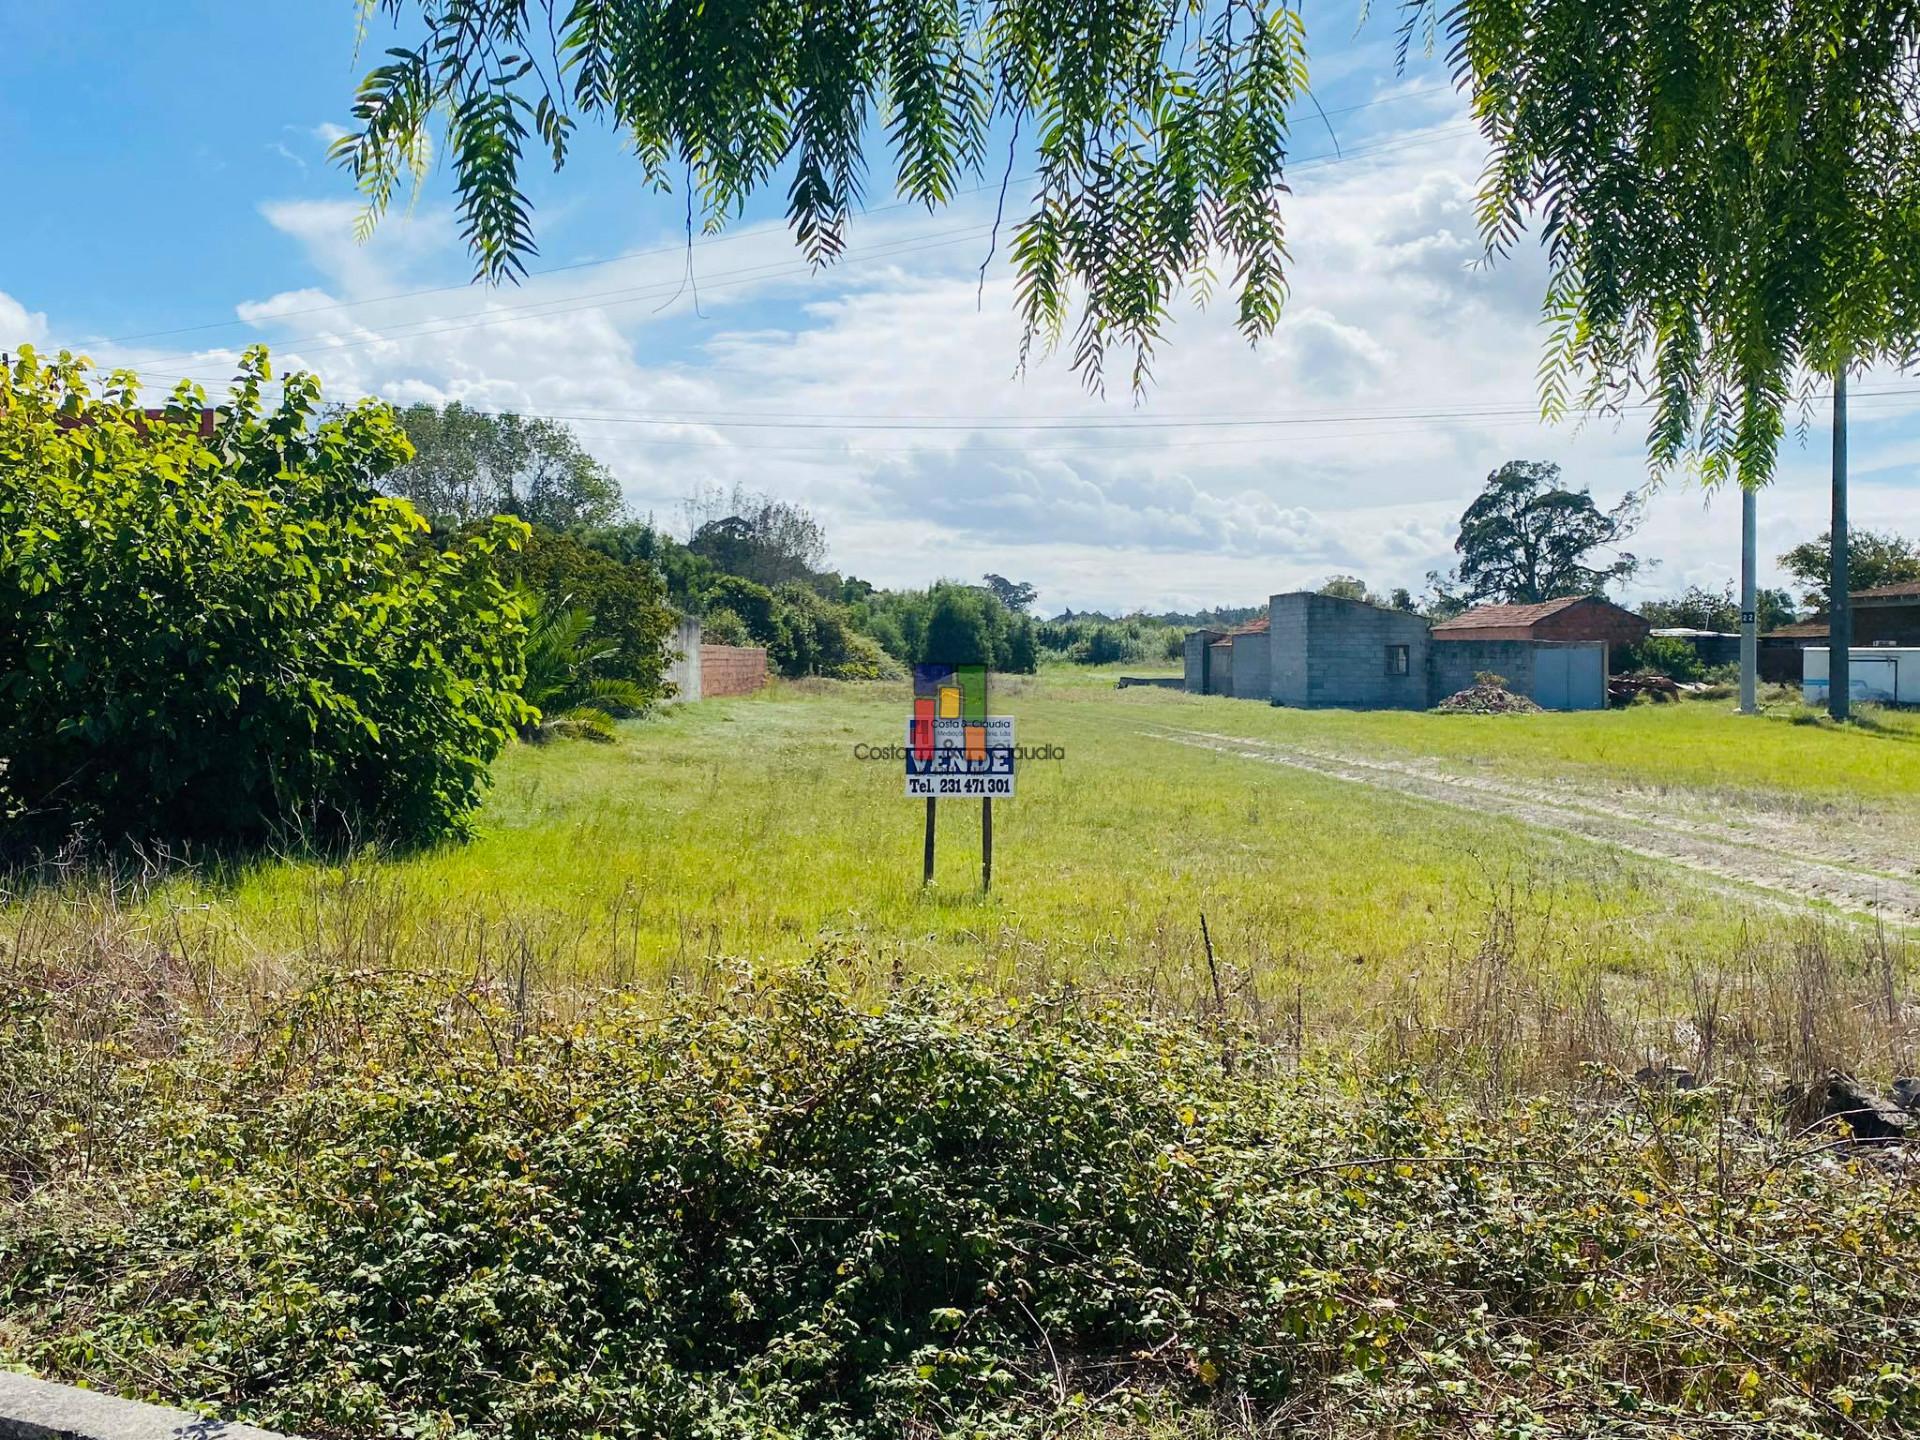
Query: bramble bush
[[0, 347, 530, 852], [0, 962, 1915, 1439]]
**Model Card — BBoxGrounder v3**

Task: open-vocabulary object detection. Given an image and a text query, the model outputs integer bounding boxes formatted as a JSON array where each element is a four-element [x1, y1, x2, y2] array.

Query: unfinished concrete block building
[[1185, 619, 1270, 698], [1269, 593, 1430, 708], [1185, 592, 1610, 711]]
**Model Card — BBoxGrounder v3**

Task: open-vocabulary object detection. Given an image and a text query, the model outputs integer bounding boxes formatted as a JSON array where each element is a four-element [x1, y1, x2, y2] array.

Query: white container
[[1803, 647, 1920, 705]]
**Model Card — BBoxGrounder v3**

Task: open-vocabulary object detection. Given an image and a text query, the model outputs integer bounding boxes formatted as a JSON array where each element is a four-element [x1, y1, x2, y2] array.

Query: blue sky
[[3, 3, 1915, 614]]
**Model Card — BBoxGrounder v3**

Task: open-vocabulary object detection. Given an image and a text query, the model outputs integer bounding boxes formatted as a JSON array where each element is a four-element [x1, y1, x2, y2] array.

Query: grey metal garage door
[[1532, 644, 1605, 711]]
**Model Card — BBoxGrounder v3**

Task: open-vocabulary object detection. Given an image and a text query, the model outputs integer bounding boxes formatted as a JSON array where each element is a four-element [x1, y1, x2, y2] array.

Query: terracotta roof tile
[[1429, 596, 1592, 634], [1768, 617, 1829, 638]]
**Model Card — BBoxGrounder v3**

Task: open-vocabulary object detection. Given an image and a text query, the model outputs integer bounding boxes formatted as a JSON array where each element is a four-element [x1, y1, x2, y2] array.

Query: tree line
[[375, 398, 1046, 687], [339, 0, 1919, 722], [0, 360, 1056, 855]]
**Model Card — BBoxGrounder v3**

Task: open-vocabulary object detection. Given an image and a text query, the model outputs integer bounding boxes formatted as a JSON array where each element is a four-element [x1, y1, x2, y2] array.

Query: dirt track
[[1148, 725, 1920, 926]]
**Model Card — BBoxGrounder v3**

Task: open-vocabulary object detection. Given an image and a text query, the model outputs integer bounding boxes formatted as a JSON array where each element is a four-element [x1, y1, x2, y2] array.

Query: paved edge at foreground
[[1149, 725, 1920, 927], [0, 1374, 292, 1440]]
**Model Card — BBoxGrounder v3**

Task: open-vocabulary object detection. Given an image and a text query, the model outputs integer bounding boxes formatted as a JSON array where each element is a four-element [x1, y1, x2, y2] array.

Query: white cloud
[[20, 109, 1918, 616], [0, 290, 50, 350]]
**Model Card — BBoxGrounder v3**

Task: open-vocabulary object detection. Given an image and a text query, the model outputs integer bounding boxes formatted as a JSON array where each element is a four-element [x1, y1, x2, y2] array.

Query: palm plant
[[517, 590, 651, 742]]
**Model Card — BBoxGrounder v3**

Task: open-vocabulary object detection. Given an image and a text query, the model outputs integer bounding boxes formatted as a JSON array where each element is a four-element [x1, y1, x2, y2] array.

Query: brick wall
[[1857, 601, 1920, 646], [1532, 598, 1649, 649], [698, 644, 768, 698]]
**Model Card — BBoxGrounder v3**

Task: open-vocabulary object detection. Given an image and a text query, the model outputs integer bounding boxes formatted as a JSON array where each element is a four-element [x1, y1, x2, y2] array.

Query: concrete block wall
[[1267, 595, 1312, 705], [1183, 629, 1224, 692], [1429, 639, 1537, 703], [699, 644, 769, 698], [1759, 639, 1809, 683], [1230, 630, 1271, 699], [1193, 595, 1606, 711], [1287, 594, 1430, 710], [1207, 641, 1234, 695], [1430, 640, 1535, 702], [662, 615, 703, 700], [1671, 633, 1741, 669]]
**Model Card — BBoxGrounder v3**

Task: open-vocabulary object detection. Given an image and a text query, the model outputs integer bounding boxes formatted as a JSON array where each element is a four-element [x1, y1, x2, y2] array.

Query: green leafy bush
[[705, 574, 785, 654], [0, 347, 530, 851], [2, 967, 1916, 1440], [1034, 614, 1171, 666], [917, 583, 1038, 672], [698, 577, 898, 680], [831, 630, 906, 681], [1619, 634, 1708, 682], [845, 584, 1037, 674], [700, 605, 752, 647], [514, 528, 675, 696]]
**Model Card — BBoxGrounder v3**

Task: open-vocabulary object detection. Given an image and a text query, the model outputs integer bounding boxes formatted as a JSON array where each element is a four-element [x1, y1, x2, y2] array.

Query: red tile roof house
[[1428, 595, 1648, 704], [1429, 595, 1651, 652], [1767, 581, 1920, 646]]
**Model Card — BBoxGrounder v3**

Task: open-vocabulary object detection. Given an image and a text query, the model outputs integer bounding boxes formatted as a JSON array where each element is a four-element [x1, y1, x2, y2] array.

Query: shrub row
[[1, 965, 1915, 1439]]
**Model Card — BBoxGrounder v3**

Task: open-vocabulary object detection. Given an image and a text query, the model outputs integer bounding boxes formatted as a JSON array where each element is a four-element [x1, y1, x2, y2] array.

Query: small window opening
[[1385, 644, 1410, 676]]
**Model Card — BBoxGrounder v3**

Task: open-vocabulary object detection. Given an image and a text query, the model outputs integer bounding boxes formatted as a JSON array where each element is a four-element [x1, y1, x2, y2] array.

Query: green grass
[[1111, 682, 1920, 809], [110, 676, 1909, 1031], [10, 676, 1914, 1440]]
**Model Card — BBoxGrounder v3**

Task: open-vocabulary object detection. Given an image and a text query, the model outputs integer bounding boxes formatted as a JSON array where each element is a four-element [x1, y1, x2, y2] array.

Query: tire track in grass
[[1145, 725, 1920, 927]]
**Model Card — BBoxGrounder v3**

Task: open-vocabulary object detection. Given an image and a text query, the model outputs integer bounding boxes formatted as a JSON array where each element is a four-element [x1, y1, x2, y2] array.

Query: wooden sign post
[[906, 665, 1011, 892], [920, 797, 994, 890], [923, 796, 937, 886]]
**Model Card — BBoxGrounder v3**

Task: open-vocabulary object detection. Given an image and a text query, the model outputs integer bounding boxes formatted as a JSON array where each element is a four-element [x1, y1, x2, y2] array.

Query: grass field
[[1077, 661, 1920, 808], [7, 676, 1919, 1440], [1177, 697, 1920, 804], [21, 672, 1906, 1080]]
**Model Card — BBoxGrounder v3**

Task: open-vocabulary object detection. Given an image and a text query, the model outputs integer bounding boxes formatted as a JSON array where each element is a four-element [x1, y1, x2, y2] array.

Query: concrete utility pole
[[1739, 486, 1758, 714], [1829, 367, 1851, 722]]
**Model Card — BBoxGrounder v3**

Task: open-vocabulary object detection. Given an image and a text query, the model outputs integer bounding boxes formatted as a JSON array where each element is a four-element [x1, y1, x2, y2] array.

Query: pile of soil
[[1434, 680, 1544, 714]]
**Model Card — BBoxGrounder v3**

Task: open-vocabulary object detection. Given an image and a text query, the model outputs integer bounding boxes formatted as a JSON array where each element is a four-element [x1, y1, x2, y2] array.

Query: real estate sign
[[905, 662, 1015, 797], [904, 715, 1015, 797]]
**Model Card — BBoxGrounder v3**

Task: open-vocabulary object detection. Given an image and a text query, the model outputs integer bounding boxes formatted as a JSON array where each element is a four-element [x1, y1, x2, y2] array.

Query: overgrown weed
[[1, 960, 1916, 1438]]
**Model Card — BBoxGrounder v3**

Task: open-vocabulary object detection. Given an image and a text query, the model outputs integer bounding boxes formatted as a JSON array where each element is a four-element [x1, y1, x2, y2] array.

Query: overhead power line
[[113, 374, 1920, 458]]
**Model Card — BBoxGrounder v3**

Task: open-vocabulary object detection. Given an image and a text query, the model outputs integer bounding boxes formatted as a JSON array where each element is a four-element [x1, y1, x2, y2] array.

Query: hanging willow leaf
[[335, 0, 1304, 392], [1401, 0, 1920, 488]]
